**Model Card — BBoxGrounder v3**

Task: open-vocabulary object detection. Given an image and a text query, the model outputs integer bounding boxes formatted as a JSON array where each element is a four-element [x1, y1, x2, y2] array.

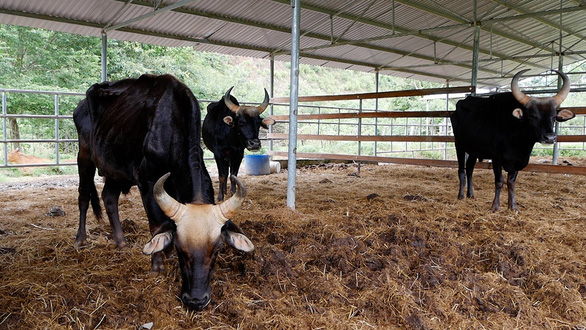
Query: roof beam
[[2, 7, 469, 82], [292, 4, 584, 62], [114, 0, 509, 75], [486, 1, 585, 62], [269, 0, 551, 70], [104, 0, 197, 32], [114, 0, 542, 75], [0, 8, 105, 29], [395, 0, 559, 54], [115, 0, 582, 76], [487, 0, 585, 41]]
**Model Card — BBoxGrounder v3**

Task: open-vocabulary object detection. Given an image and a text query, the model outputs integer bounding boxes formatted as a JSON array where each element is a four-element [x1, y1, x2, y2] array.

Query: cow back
[[79, 74, 213, 205]]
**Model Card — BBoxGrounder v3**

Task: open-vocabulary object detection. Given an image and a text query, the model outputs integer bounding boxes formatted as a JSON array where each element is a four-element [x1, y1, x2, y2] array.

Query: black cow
[[203, 87, 275, 201], [73, 74, 254, 310], [450, 70, 574, 211]]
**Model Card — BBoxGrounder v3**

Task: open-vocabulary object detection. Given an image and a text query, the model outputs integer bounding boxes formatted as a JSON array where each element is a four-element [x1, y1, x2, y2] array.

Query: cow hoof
[[115, 240, 128, 249], [74, 239, 87, 249], [149, 270, 164, 278], [150, 264, 165, 277]]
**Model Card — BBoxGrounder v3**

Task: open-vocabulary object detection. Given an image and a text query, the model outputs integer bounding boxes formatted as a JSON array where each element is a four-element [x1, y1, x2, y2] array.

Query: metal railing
[[1, 88, 83, 169], [267, 87, 586, 167], [0, 88, 268, 170], [2, 87, 585, 173]]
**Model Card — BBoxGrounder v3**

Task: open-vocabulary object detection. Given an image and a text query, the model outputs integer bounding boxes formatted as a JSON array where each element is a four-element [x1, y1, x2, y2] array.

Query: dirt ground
[[0, 162, 585, 329]]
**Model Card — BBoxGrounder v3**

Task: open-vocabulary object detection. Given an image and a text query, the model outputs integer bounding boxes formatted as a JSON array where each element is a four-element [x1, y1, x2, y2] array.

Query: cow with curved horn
[[73, 74, 254, 310], [203, 87, 275, 201], [144, 173, 253, 310], [450, 69, 575, 211]]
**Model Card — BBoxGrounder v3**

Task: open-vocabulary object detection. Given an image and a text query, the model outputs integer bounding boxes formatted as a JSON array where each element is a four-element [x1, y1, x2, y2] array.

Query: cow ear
[[556, 109, 575, 122], [223, 115, 234, 126], [512, 108, 523, 119], [142, 231, 174, 255], [222, 220, 254, 252], [261, 117, 276, 129]]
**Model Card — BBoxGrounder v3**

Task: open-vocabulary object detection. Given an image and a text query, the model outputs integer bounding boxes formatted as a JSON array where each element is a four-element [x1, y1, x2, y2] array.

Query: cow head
[[223, 87, 275, 151], [511, 69, 575, 144], [142, 173, 254, 311], [7, 148, 24, 163]]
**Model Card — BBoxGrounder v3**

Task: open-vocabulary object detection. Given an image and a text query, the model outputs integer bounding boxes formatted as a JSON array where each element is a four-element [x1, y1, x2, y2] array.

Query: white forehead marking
[[175, 204, 224, 249]]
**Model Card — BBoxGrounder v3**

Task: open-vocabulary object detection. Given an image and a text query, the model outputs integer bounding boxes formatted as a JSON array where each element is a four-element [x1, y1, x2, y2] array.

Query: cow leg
[[491, 165, 504, 212], [215, 153, 230, 202], [229, 149, 244, 196], [506, 171, 519, 212], [137, 180, 173, 274], [456, 147, 467, 200], [217, 176, 227, 202], [75, 151, 96, 247], [101, 181, 127, 248], [465, 154, 477, 198]]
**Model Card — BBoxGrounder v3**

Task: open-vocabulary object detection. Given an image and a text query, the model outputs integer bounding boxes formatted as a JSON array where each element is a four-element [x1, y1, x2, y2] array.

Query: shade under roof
[[1, 0, 585, 89]]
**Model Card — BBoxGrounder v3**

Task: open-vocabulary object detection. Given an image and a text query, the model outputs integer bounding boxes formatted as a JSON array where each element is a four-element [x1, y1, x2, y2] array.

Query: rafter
[[114, 0, 518, 75], [269, 0, 552, 70]]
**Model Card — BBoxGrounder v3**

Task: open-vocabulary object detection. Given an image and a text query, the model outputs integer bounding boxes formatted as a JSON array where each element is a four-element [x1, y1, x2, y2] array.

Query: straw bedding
[[0, 162, 584, 329]]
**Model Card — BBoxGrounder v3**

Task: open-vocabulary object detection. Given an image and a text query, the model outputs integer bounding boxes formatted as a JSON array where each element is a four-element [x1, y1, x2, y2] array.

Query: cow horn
[[224, 87, 240, 113], [511, 69, 531, 106], [153, 173, 185, 222], [218, 175, 246, 219], [257, 88, 270, 114], [552, 70, 570, 106]]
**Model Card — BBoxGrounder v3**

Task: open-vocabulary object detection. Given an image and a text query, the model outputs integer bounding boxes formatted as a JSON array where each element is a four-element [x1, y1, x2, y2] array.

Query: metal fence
[[1, 88, 83, 169], [267, 87, 586, 166], [2, 87, 585, 173], [0, 88, 264, 170]]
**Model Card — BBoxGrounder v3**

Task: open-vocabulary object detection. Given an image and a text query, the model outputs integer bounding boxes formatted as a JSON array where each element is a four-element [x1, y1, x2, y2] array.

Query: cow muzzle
[[181, 291, 211, 311], [540, 133, 557, 144], [246, 139, 261, 151]]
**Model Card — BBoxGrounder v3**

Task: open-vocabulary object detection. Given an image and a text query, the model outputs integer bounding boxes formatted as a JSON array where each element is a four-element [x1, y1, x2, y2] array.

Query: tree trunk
[[8, 118, 20, 149]]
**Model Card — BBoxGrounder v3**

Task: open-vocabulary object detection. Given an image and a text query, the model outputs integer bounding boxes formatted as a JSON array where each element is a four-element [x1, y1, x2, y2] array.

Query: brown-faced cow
[[450, 70, 574, 211], [202, 87, 275, 201], [73, 74, 254, 310], [7, 148, 52, 174]]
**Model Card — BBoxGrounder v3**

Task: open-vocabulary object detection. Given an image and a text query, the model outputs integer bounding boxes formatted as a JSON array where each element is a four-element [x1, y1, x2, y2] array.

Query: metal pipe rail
[[268, 86, 586, 174], [1, 88, 84, 169], [268, 151, 586, 176], [0, 87, 273, 170]]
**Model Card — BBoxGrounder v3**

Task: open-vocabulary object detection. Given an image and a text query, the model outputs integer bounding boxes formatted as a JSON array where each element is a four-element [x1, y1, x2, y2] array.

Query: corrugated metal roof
[[0, 0, 584, 89]]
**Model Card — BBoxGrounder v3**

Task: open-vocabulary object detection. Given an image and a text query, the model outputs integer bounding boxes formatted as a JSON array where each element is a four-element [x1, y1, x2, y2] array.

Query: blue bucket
[[244, 154, 270, 175]]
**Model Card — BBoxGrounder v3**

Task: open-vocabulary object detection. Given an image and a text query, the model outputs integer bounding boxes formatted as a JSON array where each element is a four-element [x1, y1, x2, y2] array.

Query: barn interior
[[0, 0, 585, 329]]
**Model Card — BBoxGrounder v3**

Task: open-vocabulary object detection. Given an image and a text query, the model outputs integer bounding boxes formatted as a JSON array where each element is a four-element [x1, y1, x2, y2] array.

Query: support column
[[552, 63, 562, 165], [101, 32, 108, 82], [552, 2, 564, 165], [374, 70, 379, 157], [287, 0, 301, 210], [269, 53, 275, 152], [471, 0, 480, 95]]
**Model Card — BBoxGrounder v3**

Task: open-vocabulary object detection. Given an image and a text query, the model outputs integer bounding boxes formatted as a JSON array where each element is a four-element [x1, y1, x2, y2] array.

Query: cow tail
[[90, 182, 103, 222]]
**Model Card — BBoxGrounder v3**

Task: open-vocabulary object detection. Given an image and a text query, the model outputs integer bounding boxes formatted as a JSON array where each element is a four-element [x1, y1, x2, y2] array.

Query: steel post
[[101, 32, 108, 82], [287, 0, 301, 209]]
